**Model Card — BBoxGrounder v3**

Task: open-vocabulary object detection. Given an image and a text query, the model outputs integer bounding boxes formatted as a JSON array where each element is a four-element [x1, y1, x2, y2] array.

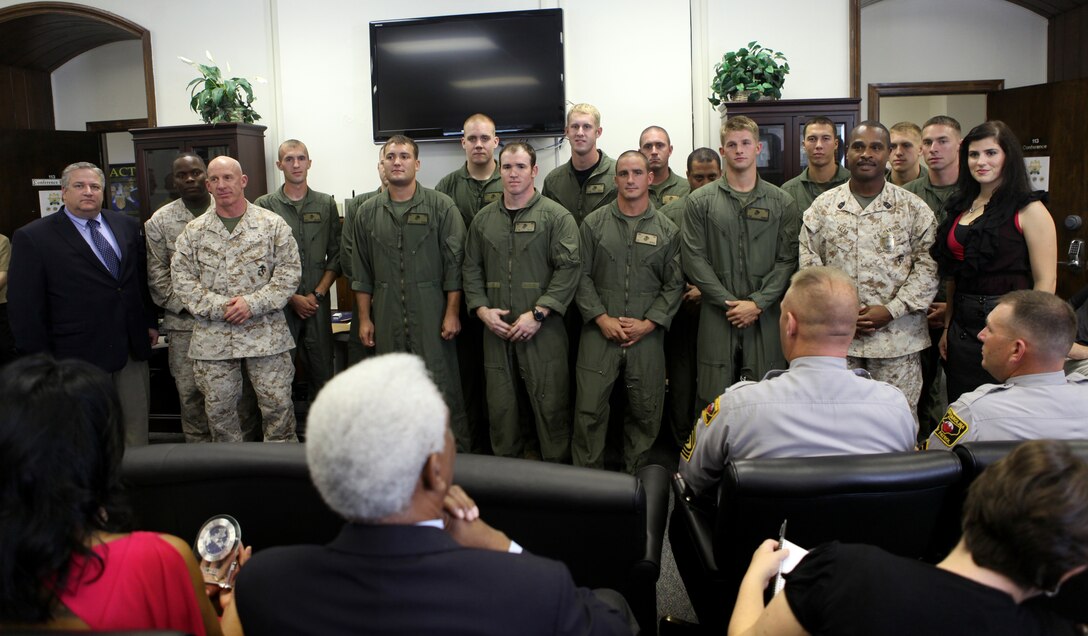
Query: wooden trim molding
[[86, 118, 150, 133], [867, 80, 1005, 120], [850, 0, 860, 99]]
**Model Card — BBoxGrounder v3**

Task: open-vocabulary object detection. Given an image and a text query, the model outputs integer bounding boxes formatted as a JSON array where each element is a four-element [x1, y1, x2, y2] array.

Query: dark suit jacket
[[235, 523, 632, 635], [8, 208, 156, 372]]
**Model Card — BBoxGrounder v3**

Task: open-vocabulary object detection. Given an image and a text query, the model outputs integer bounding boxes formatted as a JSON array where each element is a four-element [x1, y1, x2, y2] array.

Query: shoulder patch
[[933, 408, 968, 447], [700, 396, 721, 427]]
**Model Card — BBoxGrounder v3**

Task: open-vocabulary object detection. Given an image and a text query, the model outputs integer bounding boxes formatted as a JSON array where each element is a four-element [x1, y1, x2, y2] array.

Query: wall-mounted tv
[[370, 9, 565, 142]]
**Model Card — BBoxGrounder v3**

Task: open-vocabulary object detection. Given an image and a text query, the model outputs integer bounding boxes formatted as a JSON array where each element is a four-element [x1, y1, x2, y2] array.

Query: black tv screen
[[370, 9, 565, 142]]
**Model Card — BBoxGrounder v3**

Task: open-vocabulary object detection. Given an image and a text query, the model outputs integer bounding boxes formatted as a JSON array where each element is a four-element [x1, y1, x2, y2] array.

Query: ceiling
[[0, 7, 138, 72], [860, 0, 1088, 18]]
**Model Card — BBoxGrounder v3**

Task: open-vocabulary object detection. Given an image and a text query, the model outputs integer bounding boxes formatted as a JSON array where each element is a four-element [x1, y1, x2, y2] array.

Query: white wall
[[3, 0, 1051, 201], [52, 39, 146, 130], [861, 0, 1047, 116], [879, 94, 987, 132]]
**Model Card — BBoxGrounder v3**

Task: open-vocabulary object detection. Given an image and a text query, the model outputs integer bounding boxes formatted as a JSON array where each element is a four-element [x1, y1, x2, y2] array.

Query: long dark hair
[[0, 355, 130, 622], [944, 120, 1032, 216]]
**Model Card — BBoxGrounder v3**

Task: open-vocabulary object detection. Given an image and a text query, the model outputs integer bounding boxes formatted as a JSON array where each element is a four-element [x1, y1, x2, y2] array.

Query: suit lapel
[[52, 209, 113, 278]]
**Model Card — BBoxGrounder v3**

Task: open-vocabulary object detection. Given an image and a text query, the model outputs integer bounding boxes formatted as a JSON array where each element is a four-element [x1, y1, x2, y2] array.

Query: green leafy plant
[[709, 41, 790, 105], [179, 51, 264, 124]]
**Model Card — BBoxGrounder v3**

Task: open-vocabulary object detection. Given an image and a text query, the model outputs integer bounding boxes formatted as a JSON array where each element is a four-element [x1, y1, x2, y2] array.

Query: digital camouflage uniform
[[660, 196, 700, 444], [780, 165, 851, 213], [648, 170, 690, 210], [572, 203, 683, 472], [681, 177, 800, 411], [926, 372, 1088, 449], [904, 172, 958, 437], [342, 189, 382, 367], [349, 185, 470, 449], [542, 151, 617, 225], [254, 186, 342, 400], [436, 161, 504, 451], [172, 203, 301, 443], [463, 192, 581, 462], [146, 198, 260, 442], [799, 182, 939, 416]]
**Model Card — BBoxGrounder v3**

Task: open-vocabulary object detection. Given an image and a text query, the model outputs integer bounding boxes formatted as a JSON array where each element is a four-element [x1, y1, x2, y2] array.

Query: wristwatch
[[532, 307, 546, 322], [313, 290, 326, 301]]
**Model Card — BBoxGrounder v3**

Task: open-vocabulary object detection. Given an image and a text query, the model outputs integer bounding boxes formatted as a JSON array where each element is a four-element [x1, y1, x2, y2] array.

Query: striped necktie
[[87, 218, 121, 279]]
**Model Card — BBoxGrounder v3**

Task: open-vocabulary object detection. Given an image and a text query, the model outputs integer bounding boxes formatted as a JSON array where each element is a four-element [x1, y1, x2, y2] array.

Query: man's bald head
[[208, 155, 243, 175], [206, 155, 248, 213], [780, 267, 859, 359]]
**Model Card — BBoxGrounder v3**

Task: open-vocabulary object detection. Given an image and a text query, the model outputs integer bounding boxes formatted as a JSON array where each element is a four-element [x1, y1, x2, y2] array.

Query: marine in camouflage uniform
[[172, 200, 301, 442], [800, 181, 939, 415], [146, 154, 260, 442]]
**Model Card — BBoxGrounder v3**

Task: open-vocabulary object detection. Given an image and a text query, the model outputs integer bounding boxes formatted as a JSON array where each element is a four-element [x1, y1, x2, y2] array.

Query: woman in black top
[[929, 121, 1056, 403], [728, 440, 1088, 636]]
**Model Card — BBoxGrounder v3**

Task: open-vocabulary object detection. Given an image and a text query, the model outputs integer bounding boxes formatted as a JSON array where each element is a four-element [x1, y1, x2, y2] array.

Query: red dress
[[57, 531, 206, 635]]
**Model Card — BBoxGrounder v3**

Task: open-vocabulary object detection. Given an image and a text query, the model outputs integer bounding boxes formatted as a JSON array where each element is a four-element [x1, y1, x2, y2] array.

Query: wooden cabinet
[[130, 123, 267, 220], [720, 98, 860, 186]]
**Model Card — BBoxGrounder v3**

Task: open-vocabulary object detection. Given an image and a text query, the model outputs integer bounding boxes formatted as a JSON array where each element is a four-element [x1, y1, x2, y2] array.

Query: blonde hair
[[567, 103, 601, 127]]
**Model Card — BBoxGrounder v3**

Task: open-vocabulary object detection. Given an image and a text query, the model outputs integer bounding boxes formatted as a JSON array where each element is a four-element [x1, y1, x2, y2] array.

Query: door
[[987, 78, 1088, 299], [0, 130, 102, 238]]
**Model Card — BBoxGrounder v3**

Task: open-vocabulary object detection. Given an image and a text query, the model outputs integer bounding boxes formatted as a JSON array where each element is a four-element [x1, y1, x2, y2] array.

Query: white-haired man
[[227, 353, 633, 635]]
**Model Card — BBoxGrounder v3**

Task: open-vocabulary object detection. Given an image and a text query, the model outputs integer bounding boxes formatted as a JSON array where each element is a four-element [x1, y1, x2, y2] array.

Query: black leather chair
[[670, 450, 962, 631], [121, 444, 667, 634], [952, 440, 1088, 625]]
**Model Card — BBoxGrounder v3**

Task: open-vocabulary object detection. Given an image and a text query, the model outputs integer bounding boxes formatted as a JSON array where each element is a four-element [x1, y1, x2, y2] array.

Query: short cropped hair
[[890, 121, 922, 140], [567, 103, 601, 127], [277, 139, 308, 160], [500, 142, 537, 167], [963, 440, 1088, 592], [639, 125, 670, 146], [784, 267, 858, 338], [61, 162, 105, 189], [687, 147, 722, 171], [463, 113, 496, 133], [306, 353, 447, 522], [173, 152, 206, 170], [802, 116, 836, 137], [617, 149, 650, 170], [382, 135, 419, 159], [923, 115, 962, 135], [999, 289, 1077, 360], [851, 120, 891, 145], [720, 115, 759, 143]]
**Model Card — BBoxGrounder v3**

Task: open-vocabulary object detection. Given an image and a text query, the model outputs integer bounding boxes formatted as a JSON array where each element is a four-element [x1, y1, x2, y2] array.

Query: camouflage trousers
[[168, 330, 262, 443], [848, 352, 922, 426], [193, 351, 297, 443]]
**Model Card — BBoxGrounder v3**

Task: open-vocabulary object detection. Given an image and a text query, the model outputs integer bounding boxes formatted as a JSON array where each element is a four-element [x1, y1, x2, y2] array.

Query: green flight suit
[[649, 170, 691, 210], [904, 172, 958, 438], [463, 192, 581, 462], [660, 195, 701, 445], [254, 186, 341, 400], [541, 151, 617, 225], [572, 203, 682, 472], [436, 161, 504, 451], [435, 160, 505, 227], [682, 177, 800, 410], [780, 165, 851, 212], [342, 189, 382, 367], [349, 184, 470, 449], [886, 162, 928, 187]]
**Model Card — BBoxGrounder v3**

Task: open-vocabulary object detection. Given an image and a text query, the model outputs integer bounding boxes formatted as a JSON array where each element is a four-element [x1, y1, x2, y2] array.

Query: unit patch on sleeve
[[681, 426, 697, 462], [933, 408, 969, 447], [700, 396, 721, 427]]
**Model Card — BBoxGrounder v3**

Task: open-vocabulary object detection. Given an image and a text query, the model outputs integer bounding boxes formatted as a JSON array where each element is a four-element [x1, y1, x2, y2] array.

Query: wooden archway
[[0, 2, 156, 128]]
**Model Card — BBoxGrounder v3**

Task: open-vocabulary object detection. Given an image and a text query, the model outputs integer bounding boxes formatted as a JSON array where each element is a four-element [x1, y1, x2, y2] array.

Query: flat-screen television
[[370, 9, 565, 142]]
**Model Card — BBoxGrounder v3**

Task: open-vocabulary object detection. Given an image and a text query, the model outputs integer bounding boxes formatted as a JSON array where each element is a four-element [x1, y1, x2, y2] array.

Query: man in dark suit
[[8, 161, 158, 445], [225, 352, 634, 635]]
